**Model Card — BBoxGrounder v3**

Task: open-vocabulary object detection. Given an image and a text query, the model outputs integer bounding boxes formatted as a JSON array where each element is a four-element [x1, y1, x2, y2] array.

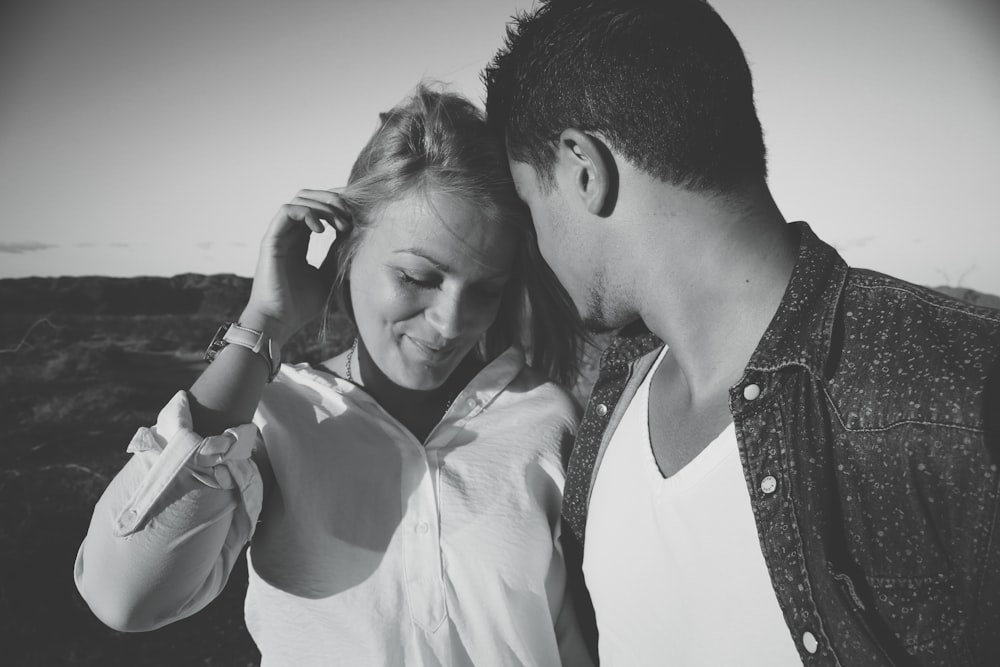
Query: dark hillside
[[0, 274, 253, 316]]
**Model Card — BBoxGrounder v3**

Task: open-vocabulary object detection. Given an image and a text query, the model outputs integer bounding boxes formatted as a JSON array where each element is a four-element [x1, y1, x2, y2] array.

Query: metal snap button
[[760, 475, 777, 494], [595, 403, 608, 416]]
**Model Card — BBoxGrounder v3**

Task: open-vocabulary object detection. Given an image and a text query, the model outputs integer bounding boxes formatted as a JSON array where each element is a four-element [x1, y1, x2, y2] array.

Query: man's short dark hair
[[484, 0, 767, 193]]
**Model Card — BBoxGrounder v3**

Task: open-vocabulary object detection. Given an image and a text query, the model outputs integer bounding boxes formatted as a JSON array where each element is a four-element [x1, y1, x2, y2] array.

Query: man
[[484, 1, 1000, 665]]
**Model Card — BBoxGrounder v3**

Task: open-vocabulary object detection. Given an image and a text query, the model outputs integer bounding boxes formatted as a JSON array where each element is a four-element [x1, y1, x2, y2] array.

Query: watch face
[[204, 322, 233, 362]]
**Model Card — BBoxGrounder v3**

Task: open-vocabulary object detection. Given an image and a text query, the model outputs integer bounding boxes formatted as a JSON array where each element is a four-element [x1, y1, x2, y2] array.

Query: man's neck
[[630, 185, 798, 400]]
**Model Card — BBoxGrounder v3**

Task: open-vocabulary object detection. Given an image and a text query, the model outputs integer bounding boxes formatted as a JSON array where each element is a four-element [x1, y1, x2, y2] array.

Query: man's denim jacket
[[563, 223, 1000, 666]]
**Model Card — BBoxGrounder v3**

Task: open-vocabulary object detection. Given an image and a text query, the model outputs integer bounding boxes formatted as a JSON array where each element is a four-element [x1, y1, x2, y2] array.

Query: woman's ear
[[557, 129, 617, 217]]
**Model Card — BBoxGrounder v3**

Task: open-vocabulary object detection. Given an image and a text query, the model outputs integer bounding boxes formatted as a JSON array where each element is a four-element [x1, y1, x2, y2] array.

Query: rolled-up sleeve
[[74, 390, 264, 632]]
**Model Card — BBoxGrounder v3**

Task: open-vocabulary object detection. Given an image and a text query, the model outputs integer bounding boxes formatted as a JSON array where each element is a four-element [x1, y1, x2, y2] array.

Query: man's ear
[[557, 129, 617, 216]]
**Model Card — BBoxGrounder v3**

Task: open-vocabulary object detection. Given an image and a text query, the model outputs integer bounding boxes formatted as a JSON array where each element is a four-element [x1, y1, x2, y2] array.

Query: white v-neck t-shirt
[[583, 347, 802, 666]]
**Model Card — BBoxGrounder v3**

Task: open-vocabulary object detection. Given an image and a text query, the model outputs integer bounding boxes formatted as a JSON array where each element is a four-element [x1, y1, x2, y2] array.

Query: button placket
[[401, 449, 446, 631], [738, 391, 827, 663]]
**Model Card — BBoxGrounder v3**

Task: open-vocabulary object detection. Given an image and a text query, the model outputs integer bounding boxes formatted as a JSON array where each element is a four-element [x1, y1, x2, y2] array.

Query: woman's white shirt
[[74, 347, 591, 667]]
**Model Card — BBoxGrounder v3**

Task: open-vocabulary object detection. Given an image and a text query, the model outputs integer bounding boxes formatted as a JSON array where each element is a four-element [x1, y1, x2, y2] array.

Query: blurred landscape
[[0, 275, 997, 666]]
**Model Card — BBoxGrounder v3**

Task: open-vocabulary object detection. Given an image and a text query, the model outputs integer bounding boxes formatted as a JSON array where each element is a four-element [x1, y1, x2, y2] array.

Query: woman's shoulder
[[256, 361, 351, 421], [502, 362, 581, 422], [270, 355, 351, 386]]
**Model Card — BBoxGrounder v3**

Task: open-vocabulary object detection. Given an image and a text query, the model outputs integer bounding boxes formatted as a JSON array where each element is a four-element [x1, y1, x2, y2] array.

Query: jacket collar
[[744, 222, 848, 379], [598, 319, 661, 369]]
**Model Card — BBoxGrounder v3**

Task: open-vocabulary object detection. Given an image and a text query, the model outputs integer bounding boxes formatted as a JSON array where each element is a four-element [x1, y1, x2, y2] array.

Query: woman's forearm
[[187, 308, 285, 435]]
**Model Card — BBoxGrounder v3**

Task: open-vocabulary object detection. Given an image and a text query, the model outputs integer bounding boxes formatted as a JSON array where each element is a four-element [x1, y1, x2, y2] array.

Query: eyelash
[[398, 272, 438, 289], [397, 271, 505, 299]]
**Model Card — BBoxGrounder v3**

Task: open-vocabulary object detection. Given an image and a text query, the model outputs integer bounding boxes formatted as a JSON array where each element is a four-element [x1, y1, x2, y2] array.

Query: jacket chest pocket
[[865, 573, 971, 664]]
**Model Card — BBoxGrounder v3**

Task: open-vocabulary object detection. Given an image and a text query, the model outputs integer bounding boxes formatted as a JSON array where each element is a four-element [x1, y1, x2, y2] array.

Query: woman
[[74, 85, 592, 666]]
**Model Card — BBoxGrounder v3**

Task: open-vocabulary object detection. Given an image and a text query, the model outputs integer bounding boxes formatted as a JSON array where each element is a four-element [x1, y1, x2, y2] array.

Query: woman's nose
[[426, 290, 469, 340]]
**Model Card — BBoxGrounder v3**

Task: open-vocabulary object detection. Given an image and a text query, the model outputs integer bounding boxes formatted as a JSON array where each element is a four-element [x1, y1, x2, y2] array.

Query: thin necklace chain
[[346, 337, 457, 411], [345, 338, 358, 382]]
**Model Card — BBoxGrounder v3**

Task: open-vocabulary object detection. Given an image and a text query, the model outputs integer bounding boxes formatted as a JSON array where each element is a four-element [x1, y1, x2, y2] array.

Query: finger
[[289, 196, 342, 217], [295, 188, 348, 213], [296, 188, 353, 233], [325, 188, 352, 234], [288, 199, 350, 238], [268, 204, 325, 239], [297, 187, 345, 204]]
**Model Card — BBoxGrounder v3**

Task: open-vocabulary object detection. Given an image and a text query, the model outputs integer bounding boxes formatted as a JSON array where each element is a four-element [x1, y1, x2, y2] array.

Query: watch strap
[[204, 322, 282, 382]]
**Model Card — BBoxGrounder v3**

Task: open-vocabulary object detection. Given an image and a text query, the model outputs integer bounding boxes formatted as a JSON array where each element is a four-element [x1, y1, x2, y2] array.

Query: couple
[[76, 1, 1000, 665]]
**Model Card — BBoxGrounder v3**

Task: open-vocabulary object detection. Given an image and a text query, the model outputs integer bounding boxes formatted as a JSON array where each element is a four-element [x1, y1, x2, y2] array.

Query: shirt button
[[466, 398, 478, 409], [595, 403, 608, 416], [416, 521, 430, 534], [743, 383, 761, 401], [802, 631, 819, 654], [760, 475, 777, 494]]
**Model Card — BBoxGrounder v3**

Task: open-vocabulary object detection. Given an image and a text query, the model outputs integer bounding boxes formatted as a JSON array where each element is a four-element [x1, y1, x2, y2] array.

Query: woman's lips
[[405, 335, 458, 360]]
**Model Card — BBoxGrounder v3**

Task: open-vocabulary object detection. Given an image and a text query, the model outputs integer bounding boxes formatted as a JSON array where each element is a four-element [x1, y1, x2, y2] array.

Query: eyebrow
[[393, 248, 510, 280], [394, 248, 450, 272]]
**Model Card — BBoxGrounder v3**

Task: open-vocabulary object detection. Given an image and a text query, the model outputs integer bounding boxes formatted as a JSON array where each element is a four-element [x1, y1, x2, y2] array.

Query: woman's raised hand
[[241, 188, 352, 345]]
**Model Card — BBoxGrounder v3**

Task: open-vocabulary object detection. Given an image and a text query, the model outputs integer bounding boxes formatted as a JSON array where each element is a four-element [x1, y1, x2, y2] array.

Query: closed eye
[[397, 271, 439, 289]]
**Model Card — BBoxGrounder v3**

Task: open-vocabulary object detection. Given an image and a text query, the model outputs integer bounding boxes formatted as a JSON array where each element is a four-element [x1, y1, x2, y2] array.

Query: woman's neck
[[356, 339, 482, 442]]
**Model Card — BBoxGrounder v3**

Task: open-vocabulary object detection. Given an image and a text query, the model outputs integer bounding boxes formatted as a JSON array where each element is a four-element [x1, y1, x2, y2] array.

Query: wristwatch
[[204, 322, 282, 382]]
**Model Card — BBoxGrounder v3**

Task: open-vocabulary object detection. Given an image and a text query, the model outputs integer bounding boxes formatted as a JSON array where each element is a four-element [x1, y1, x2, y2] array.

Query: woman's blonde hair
[[332, 83, 581, 386]]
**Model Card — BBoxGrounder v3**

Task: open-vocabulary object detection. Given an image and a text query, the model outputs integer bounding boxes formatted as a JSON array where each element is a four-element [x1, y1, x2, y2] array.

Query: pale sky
[[2, 0, 999, 294]]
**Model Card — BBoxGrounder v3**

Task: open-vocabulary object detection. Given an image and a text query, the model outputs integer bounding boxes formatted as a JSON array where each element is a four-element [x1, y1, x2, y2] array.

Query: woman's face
[[348, 189, 517, 390]]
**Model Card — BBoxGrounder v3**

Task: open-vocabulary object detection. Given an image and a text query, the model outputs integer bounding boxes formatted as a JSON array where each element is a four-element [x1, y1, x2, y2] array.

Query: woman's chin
[[389, 364, 453, 392]]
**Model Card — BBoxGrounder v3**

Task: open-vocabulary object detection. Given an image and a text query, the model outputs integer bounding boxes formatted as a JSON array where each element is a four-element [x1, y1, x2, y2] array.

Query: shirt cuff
[[114, 390, 262, 538]]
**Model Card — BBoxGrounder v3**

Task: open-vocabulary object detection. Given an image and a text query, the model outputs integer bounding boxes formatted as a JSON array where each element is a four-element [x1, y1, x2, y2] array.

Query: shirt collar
[[460, 346, 526, 417], [291, 345, 526, 420]]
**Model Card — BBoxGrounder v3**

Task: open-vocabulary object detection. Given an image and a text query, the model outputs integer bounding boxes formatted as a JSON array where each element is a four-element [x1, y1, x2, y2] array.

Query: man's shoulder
[[842, 268, 1000, 348], [846, 268, 1000, 322], [825, 268, 1000, 431]]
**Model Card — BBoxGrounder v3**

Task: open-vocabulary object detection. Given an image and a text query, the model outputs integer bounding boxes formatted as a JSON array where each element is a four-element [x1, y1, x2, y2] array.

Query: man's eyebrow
[[393, 248, 511, 281]]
